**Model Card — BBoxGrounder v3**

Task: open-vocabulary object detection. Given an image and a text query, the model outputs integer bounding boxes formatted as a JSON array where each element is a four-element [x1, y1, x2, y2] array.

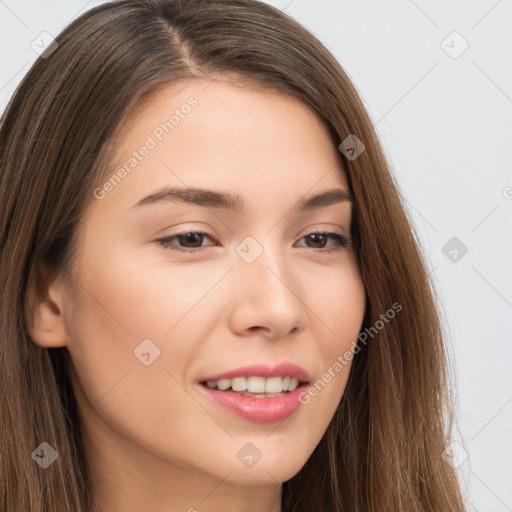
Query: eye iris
[[179, 232, 203, 248], [307, 233, 327, 248]]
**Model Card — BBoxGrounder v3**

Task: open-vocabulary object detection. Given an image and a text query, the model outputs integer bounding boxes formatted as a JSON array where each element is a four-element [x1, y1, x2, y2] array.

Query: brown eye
[[297, 232, 349, 253], [156, 230, 349, 255], [156, 230, 217, 253]]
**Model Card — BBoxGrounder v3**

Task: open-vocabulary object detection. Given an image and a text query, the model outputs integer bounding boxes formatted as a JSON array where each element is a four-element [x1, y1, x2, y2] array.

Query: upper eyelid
[[159, 219, 349, 237], [160, 226, 348, 241]]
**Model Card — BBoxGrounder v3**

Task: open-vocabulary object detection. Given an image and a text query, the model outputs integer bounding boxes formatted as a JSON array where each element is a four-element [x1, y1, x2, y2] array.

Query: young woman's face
[[57, 78, 366, 494]]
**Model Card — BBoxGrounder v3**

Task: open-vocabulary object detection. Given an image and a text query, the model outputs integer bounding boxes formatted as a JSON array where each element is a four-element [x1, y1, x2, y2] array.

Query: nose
[[227, 243, 308, 340]]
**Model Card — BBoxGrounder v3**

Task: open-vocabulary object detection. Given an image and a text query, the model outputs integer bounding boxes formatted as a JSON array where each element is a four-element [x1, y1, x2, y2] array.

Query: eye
[[156, 230, 216, 253], [155, 229, 350, 254], [296, 231, 350, 253]]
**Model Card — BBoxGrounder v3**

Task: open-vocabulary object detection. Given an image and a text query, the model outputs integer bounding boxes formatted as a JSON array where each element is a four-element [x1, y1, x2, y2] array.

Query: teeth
[[247, 376, 265, 393], [232, 377, 247, 391], [265, 377, 283, 393], [288, 377, 299, 391], [216, 379, 231, 391], [204, 376, 303, 393]]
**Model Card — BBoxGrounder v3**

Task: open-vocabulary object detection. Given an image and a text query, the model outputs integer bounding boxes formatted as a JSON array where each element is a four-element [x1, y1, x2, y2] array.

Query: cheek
[[303, 261, 366, 403], [311, 257, 367, 349], [64, 252, 200, 390], [64, 241, 228, 430], [65, 259, 225, 466]]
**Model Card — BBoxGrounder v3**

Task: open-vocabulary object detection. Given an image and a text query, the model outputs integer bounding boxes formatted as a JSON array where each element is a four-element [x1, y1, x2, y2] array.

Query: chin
[[221, 463, 305, 486]]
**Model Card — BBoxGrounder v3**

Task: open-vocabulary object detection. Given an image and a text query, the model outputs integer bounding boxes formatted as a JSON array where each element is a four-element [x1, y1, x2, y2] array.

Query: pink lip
[[197, 383, 309, 423], [197, 362, 311, 383]]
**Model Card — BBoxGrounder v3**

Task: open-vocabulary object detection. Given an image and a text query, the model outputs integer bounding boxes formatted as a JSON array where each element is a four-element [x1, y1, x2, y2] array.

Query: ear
[[25, 263, 70, 348]]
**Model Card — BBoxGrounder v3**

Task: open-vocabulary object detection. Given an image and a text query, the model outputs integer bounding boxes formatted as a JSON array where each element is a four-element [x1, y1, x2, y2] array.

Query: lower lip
[[198, 383, 308, 423]]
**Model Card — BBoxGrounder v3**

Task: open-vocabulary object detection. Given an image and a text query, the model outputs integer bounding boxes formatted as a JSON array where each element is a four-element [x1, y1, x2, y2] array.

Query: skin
[[28, 77, 366, 512]]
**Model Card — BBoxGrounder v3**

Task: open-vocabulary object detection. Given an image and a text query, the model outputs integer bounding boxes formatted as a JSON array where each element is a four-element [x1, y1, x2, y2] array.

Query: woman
[[0, 1, 468, 511]]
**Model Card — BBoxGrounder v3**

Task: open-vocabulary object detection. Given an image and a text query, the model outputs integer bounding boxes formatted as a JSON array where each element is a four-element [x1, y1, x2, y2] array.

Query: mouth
[[199, 376, 309, 398], [197, 376, 311, 423], [195, 362, 312, 422]]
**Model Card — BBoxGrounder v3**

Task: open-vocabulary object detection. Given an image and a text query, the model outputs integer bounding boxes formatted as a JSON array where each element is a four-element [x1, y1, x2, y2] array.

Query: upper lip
[[198, 362, 311, 384]]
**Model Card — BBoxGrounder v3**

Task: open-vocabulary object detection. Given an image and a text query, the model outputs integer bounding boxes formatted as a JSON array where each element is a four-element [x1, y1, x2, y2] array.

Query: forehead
[[91, 77, 349, 219]]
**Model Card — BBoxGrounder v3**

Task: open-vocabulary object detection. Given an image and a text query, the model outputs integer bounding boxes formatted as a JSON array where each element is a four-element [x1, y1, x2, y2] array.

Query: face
[[36, 78, 366, 497]]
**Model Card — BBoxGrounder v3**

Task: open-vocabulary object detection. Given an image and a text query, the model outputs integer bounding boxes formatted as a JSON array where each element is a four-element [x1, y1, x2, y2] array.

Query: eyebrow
[[130, 186, 354, 213]]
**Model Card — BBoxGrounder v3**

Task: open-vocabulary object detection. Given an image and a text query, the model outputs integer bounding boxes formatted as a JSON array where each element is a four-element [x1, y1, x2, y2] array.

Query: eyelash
[[155, 229, 350, 254]]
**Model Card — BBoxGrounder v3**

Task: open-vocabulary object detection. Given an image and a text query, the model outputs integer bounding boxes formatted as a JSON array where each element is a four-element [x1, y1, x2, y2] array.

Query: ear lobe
[[25, 264, 70, 348]]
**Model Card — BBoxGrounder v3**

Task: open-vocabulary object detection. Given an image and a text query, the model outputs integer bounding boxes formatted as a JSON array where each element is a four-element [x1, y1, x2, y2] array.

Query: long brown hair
[[0, 1, 468, 510]]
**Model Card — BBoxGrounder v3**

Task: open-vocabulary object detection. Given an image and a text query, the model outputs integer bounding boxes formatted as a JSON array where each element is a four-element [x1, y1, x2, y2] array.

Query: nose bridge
[[230, 232, 306, 336], [236, 233, 291, 294]]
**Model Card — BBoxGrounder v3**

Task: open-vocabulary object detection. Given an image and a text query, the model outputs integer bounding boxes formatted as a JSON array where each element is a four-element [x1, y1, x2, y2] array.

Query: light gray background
[[1, 1, 511, 510]]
